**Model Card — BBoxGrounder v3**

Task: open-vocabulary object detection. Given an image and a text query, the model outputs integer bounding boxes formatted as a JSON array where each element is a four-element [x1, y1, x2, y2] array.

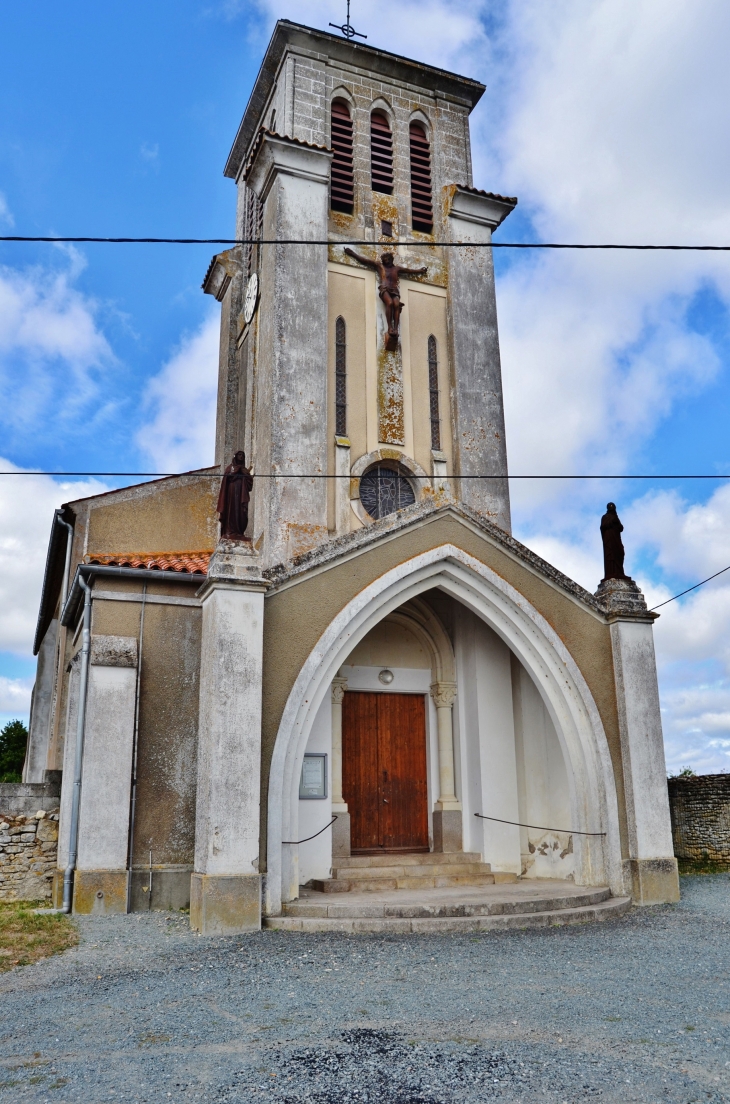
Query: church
[[24, 20, 679, 932]]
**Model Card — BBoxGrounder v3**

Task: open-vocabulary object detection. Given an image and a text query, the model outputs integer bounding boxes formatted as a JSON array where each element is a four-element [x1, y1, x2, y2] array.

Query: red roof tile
[[85, 551, 211, 575]]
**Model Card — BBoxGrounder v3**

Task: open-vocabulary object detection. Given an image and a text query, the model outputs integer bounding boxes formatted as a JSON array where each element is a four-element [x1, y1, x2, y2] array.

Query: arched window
[[409, 122, 433, 232], [370, 111, 394, 195], [428, 335, 441, 450], [330, 100, 354, 214], [335, 316, 347, 436], [359, 464, 415, 520]]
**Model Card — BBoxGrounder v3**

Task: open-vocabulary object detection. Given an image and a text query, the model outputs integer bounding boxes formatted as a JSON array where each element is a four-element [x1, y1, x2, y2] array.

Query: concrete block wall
[[0, 810, 59, 901], [668, 773, 730, 865], [0, 778, 62, 817]]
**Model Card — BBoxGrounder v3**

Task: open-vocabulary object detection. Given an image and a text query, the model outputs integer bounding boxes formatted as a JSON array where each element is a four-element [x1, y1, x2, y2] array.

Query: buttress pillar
[[191, 542, 269, 934]]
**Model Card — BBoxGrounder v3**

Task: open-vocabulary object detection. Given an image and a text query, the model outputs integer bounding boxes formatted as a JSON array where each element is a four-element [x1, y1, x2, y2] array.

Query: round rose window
[[359, 464, 415, 520]]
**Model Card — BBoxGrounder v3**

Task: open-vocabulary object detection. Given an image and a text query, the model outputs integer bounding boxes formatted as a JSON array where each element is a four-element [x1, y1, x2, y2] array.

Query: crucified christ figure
[[345, 248, 427, 349]]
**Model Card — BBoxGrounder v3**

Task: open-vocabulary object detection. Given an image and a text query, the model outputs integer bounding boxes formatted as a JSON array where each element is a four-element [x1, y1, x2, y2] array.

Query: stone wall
[[668, 774, 730, 865], [0, 778, 61, 816], [0, 810, 59, 902]]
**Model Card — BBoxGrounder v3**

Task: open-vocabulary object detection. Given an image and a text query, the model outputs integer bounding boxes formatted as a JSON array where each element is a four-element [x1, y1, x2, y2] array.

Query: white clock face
[[243, 272, 259, 324]]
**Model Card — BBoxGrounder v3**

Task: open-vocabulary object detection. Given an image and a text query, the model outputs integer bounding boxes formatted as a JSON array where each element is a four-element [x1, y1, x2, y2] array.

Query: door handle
[[383, 798, 389, 803]]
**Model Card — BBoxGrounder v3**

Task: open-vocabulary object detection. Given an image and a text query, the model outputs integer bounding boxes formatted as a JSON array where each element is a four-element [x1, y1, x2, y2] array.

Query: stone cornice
[[245, 130, 333, 204], [447, 186, 518, 230]]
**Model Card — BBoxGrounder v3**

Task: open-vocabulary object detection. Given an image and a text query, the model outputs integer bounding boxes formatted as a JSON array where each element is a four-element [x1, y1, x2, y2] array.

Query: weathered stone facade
[[0, 810, 59, 901], [22, 21, 679, 933], [668, 774, 730, 866]]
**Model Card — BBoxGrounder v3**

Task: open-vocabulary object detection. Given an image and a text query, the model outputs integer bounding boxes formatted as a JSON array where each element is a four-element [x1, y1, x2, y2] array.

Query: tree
[[0, 719, 28, 783]]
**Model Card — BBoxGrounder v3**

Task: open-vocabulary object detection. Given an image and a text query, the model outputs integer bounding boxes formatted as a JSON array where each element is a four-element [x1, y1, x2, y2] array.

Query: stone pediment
[[263, 499, 648, 620]]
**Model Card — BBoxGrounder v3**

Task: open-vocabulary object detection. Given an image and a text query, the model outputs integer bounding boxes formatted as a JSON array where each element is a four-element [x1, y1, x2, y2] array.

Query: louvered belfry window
[[410, 122, 433, 232], [335, 316, 347, 436], [330, 100, 355, 214], [370, 111, 394, 194], [428, 335, 441, 450]]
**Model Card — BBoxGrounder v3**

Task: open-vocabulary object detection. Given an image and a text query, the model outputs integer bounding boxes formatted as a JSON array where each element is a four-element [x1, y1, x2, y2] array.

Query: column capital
[[331, 677, 348, 705], [430, 681, 457, 709]]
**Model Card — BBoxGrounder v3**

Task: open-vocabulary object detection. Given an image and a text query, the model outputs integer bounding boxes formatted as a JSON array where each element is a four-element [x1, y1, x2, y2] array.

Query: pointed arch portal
[[264, 545, 624, 916]]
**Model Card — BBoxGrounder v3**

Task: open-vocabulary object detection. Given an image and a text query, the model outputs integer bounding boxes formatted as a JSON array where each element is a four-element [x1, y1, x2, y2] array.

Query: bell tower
[[204, 19, 516, 567]]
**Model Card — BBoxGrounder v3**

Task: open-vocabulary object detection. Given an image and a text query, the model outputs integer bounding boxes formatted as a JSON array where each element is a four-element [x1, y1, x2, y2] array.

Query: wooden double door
[[342, 691, 429, 853]]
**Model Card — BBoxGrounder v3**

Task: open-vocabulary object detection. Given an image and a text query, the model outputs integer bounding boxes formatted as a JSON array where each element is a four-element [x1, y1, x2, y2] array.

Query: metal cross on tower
[[329, 0, 367, 40]]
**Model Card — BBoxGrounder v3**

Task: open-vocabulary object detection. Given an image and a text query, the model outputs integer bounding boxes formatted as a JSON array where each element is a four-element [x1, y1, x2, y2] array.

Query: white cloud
[[139, 142, 159, 163], [0, 194, 14, 228], [135, 312, 219, 472], [0, 676, 34, 715], [0, 254, 113, 432], [242, 1, 491, 73], [0, 460, 106, 656]]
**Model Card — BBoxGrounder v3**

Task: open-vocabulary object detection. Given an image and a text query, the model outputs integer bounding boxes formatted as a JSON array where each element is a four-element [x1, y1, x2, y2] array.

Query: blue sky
[[1, 0, 729, 773]]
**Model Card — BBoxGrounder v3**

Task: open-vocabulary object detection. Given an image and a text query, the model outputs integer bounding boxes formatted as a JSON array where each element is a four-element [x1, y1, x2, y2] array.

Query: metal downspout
[[126, 583, 147, 913], [62, 574, 92, 914], [58, 515, 74, 610]]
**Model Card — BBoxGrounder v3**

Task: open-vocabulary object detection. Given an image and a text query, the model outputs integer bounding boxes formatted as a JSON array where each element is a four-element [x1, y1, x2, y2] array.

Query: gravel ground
[[0, 875, 728, 1104]]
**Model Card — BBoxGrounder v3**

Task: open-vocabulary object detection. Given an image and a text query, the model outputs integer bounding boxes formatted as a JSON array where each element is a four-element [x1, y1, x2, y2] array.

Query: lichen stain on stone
[[377, 344, 405, 446], [287, 522, 328, 560], [372, 195, 398, 227], [330, 211, 354, 234]]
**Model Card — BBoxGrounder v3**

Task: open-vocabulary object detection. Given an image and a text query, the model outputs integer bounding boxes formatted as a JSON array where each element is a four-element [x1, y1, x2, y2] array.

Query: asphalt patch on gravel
[[222, 1028, 536, 1102]]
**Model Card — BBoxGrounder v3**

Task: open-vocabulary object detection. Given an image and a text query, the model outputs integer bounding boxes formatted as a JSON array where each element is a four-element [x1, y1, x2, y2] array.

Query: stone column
[[597, 578, 680, 905], [446, 187, 516, 533], [74, 635, 138, 914], [191, 542, 269, 934], [23, 618, 59, 782], [430, 681, 462, 852], [330, 675, 350, 859]]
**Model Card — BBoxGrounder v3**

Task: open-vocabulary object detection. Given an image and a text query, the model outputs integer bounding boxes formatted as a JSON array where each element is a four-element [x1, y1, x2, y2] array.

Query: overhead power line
[[649, 564, 730, 611], [2, 236, 730, 250], [0, 472, 729, 479]]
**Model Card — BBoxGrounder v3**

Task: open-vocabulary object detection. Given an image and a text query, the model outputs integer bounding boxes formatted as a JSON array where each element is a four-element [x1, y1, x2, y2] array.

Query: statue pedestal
[[191, 541, 269, 934], [594, 576, 651, 618], [595, 575, 679, 905]]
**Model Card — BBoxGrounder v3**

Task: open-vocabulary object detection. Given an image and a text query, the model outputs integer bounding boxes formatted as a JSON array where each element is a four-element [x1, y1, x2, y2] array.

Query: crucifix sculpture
[[345, 248, 427, 350]]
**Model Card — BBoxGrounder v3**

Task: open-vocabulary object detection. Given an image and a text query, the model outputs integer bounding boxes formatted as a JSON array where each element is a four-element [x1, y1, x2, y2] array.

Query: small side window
[[428, 335, 441, 450], [335, 316, 347, 436]]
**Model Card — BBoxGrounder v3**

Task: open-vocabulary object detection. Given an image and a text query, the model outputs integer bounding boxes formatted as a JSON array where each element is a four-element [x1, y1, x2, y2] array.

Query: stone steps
[[338, 851, 486, 868], [311, 851, 513, 894], [266, 890, 631, 933], [313, 871, 498, 893]]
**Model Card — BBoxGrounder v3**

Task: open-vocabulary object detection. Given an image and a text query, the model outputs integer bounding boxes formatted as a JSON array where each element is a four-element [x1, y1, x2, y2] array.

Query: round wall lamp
[[378, 669, 394, 685]]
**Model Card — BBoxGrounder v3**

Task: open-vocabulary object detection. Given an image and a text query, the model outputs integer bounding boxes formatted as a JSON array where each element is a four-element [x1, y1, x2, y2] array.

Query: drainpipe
[[126, 583, 147, 913], [62, 573, 92, 913], [57, 514, 74, 609]]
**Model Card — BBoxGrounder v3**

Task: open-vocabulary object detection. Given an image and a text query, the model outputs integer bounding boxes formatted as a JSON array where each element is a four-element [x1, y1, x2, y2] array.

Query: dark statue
[[344, 248, 427, 350], [217, 451, 253, 540], [600, 502, 627, 580]]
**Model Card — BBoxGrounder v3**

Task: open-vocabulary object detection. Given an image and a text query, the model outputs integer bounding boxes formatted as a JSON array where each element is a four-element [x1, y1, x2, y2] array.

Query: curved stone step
[[285, 886, 612, 919], [266, 895, 631, 933]]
